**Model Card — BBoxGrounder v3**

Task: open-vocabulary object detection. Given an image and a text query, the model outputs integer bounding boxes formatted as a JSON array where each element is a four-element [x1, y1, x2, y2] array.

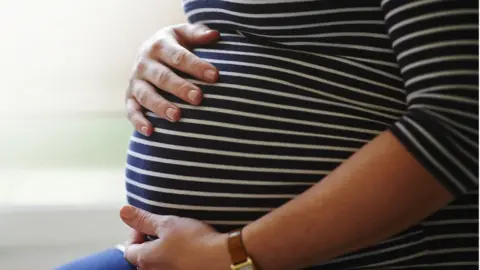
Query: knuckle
[[135, 89, 149, 105], [135, 58, 148, 76], [137, 212, 152, 229], [189, 56, 202, 68], [153, 69, 172, 85], [160, 215, 177, 229], [150, 40, 166, 56], [171, 50, 188, 65], [126, 109, 135, 121]]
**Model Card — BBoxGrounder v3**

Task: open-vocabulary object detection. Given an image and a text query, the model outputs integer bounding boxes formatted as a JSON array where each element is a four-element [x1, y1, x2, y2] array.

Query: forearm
[[242, 130, 453, 270]]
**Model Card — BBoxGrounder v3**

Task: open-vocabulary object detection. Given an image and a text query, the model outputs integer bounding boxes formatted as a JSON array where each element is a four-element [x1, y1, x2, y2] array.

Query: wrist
[[242, 224, 266, 270], [207, 232, 231, 270], [242, 222, 291, 270]]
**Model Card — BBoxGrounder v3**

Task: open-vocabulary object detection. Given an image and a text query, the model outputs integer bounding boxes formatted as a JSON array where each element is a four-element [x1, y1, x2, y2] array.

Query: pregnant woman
[[58, 0, 478, 269]]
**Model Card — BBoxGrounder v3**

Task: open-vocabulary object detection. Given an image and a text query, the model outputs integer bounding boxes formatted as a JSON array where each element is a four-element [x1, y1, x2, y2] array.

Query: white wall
[[0, 1, 185, 269], [0, 0, 185, 115]]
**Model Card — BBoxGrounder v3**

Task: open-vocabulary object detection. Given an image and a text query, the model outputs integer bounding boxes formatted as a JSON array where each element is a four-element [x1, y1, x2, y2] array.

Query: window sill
[[0, 168, 129, 251]]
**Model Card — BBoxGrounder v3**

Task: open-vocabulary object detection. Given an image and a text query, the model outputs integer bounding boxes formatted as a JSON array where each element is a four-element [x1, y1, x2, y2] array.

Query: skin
[[120, 130, 453, 270], [126, 23, 220, 136]]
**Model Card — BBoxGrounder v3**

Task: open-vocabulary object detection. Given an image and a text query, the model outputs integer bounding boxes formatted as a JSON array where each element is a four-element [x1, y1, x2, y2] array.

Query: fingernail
[[188, 89, 200, 103], [204, 69, 217, 81], [165, 107, 178, 121], [120, 205, 136, 219], [204, 29, 216, 35], [140, 126, 148, 136]]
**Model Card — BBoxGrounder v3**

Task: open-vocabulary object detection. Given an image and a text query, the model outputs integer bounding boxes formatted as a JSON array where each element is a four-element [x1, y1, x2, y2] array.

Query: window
[[0, 1, 184, 268]]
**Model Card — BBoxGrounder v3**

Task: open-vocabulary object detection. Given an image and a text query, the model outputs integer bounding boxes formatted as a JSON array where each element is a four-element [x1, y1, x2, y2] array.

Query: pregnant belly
[[126, 33, 405, 232]]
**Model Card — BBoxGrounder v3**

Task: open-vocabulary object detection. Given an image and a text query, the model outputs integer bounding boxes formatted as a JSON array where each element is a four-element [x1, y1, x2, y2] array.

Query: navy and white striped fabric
[[126, 0, 478, 268]]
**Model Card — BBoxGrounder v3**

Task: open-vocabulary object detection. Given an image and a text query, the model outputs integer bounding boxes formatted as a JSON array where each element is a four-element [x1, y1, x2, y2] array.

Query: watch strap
[[227, 229, 257, 270]]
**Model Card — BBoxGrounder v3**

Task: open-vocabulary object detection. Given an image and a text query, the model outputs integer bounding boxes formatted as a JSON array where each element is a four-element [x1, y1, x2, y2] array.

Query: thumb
[[120, 205, 158, 236], [174, 24, 220, 46]]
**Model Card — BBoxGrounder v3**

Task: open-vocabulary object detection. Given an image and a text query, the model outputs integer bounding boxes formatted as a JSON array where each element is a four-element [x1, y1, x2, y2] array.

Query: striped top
[[126, 0, 479, 268]]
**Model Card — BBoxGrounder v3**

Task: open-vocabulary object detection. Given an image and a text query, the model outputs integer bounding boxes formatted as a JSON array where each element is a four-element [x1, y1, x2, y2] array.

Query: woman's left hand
[[119, 205, 230, 270]]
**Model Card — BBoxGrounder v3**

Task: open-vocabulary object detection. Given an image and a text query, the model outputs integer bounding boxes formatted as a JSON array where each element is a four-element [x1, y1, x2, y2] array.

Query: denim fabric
[[55, 248, 135, 270]]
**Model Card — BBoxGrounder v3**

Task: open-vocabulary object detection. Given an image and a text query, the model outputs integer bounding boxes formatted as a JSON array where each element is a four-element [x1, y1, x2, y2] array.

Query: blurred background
[[0, 1, 184, 269]]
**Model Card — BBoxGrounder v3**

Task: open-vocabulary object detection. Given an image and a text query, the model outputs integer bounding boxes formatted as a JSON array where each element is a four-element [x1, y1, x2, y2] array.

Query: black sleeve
[[381, 0, 479, 196]]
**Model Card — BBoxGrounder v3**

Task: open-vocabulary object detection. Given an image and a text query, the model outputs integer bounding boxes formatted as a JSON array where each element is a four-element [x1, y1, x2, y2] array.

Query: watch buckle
[[230, 257, 254, 270]]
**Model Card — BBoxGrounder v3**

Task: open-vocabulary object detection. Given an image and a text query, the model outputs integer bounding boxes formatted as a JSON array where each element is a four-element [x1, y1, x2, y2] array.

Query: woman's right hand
[[126, 24, 220, 136]]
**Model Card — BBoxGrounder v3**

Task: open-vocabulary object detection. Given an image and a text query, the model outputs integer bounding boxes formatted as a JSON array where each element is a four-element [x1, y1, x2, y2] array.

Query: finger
[[151, 41, 218, 83], [124, 241, 156, 268], [124, 230, 145, 247], [174, 23, 220, 46], [126, 97, 152, 136], [131, 230, 146, 244], [120, 205, 158, 236], [130, 78, 181, 122], [139, 59, 203, 106]]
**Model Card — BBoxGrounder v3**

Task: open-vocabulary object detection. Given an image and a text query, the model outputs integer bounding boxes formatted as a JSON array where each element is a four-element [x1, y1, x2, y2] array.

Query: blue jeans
[[55, 248, 136, 270]]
